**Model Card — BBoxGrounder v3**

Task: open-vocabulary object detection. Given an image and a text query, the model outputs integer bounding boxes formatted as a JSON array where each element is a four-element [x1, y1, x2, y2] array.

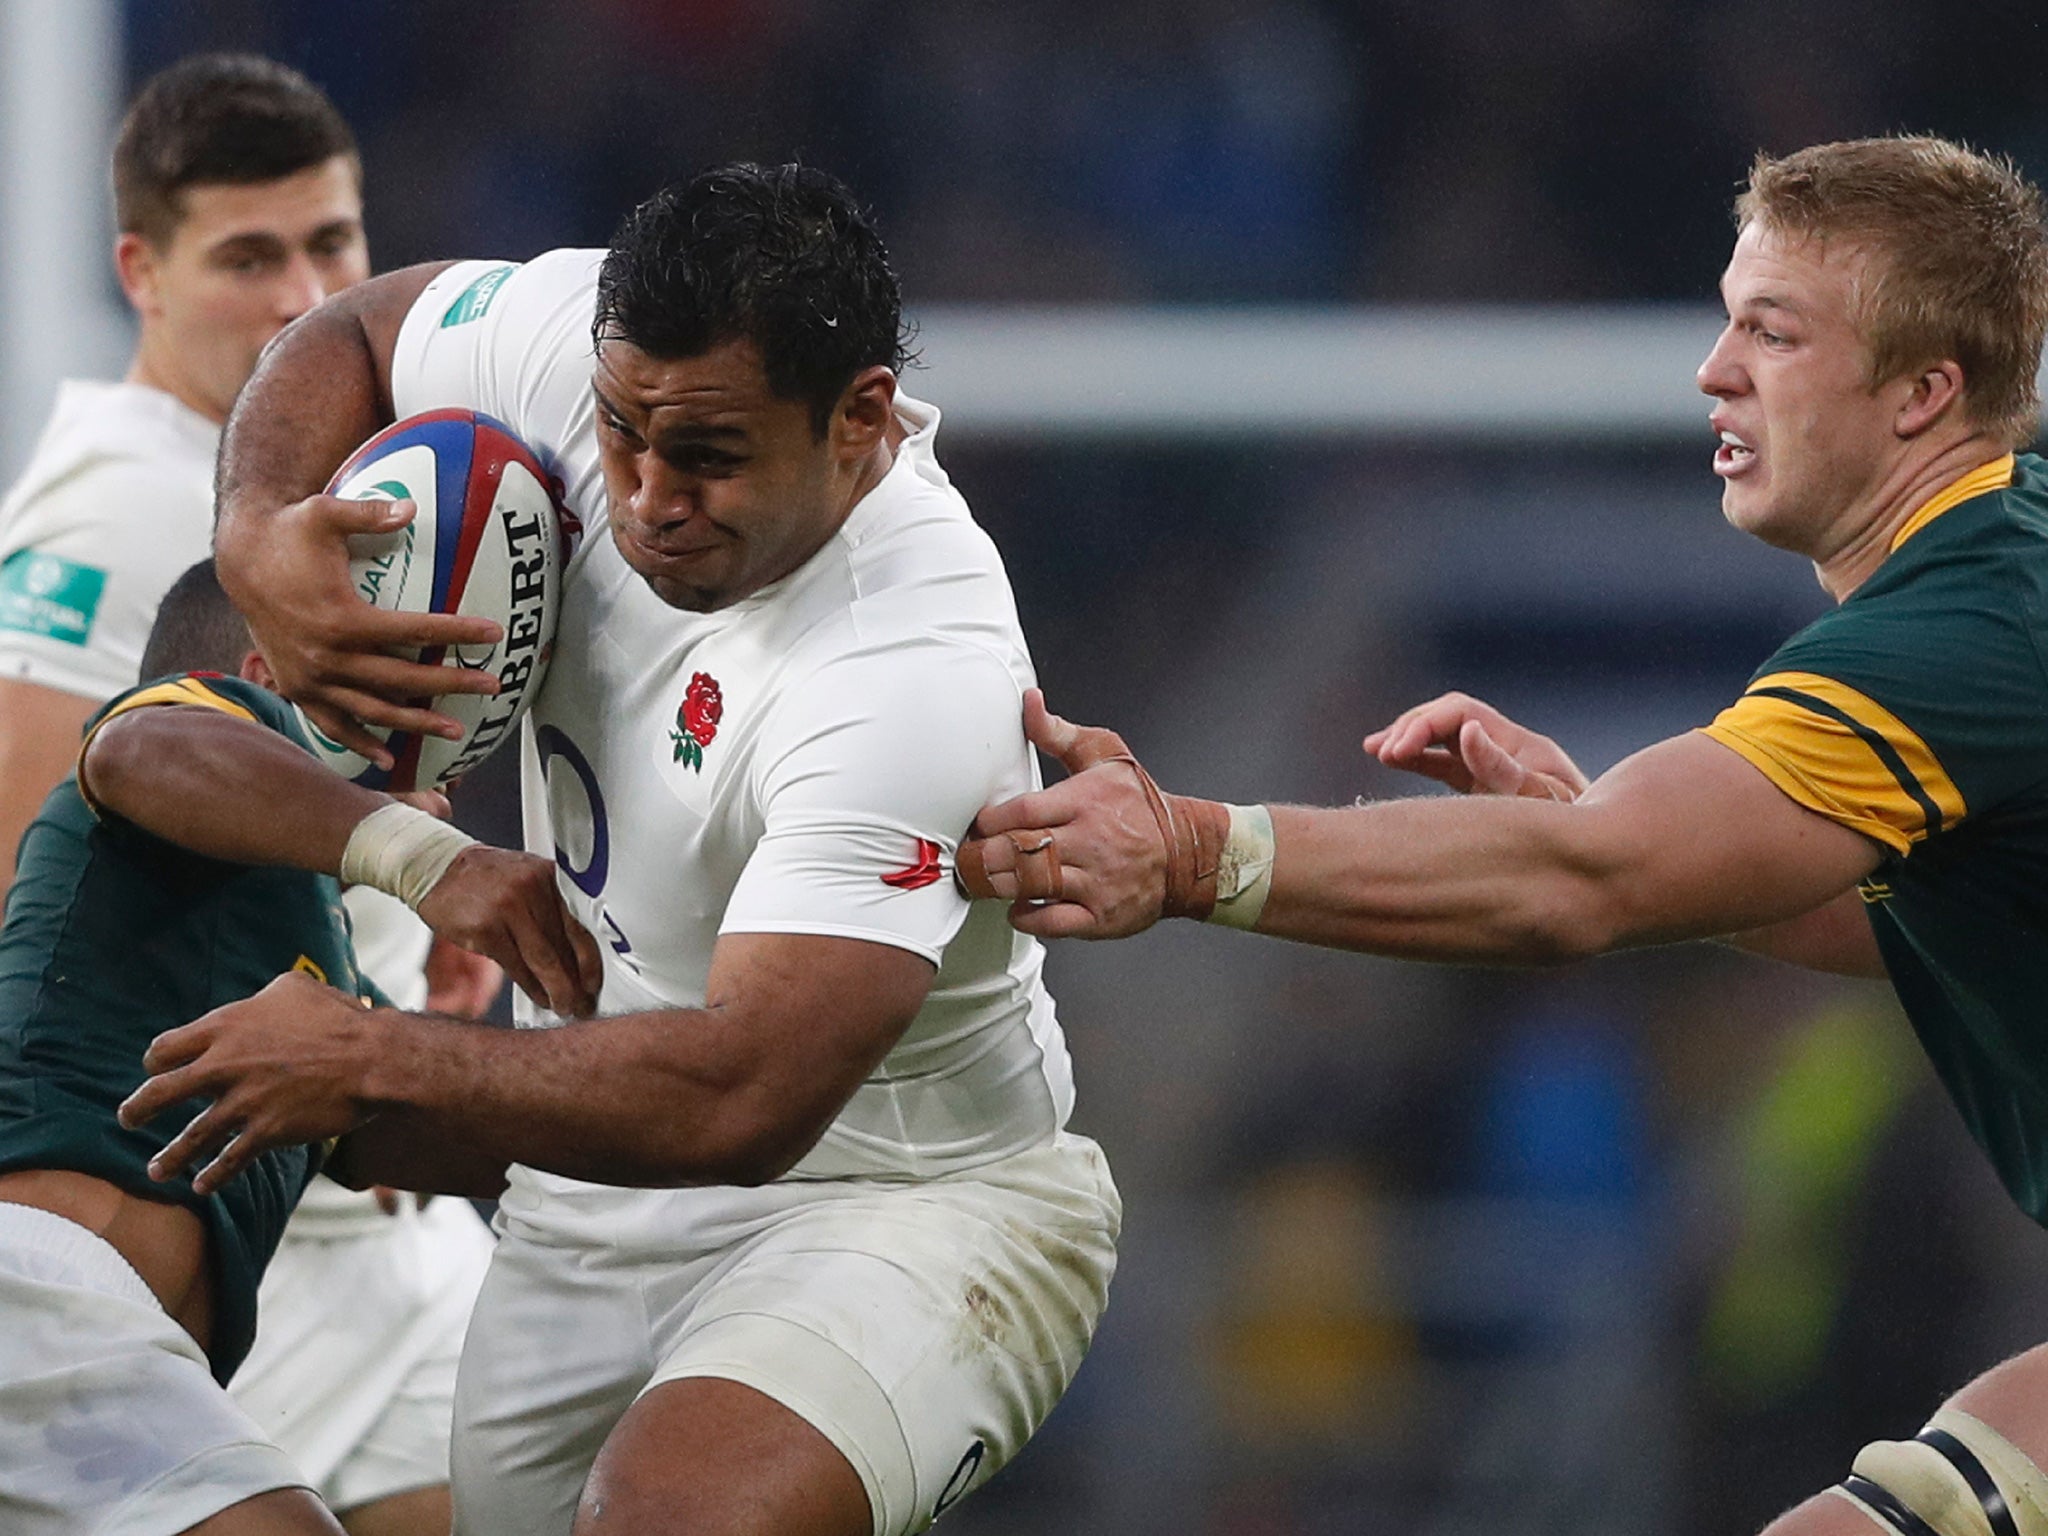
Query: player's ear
[[1895, 357, 1966, 438], [240, 649, 276, 690], [832, 366, 896, 456], [114, 232, 164, 317]]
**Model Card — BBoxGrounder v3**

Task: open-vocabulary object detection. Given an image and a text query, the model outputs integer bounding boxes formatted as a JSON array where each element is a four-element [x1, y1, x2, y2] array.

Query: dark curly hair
[[594, 164, 912, 437], [114, 53, 357, 246]]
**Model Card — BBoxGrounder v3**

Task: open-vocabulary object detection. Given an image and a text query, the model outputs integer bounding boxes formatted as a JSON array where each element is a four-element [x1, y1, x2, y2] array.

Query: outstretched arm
[[1362, 691, 1886, 976], [1257, 732, 1878, 960], [85, 698, 401, 874], [958, 691, 1883, 966], [121, 931, 932, 1196], [212, 262, 502, 764]]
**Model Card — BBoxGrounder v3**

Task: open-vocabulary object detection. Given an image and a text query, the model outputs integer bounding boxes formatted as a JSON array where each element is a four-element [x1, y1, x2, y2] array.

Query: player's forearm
[[1236, 735, 1879, 962], [1256, 799, 1637, 963], [355, 1007, 847, 1187], [82, 708, 387, 873]]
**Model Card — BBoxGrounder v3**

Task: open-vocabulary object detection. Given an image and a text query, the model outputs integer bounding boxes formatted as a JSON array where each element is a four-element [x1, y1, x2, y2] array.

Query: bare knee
[[573, 1378, 870, 1536]]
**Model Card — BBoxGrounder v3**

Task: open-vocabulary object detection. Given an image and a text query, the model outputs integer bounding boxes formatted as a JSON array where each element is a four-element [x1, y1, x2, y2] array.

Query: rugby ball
[[296, 409, 567, 792]]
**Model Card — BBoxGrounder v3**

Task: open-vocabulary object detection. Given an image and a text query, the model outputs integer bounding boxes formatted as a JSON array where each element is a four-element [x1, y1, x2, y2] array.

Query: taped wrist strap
[[1098, 753, 1227, 920], [340, 801, 477, 911], [1207, 803, 1276, 930]]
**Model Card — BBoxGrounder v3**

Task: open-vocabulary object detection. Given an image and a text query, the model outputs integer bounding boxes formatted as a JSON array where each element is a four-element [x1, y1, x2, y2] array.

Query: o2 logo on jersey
[[532, 729, 634, 962], [536, 726, 607, 896], [536, 726, 636, 963]]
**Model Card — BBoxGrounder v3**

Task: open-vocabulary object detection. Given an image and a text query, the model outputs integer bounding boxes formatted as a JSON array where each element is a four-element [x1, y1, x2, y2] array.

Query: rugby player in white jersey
[[129, 163, 1122, 1536], [132, 162, 1122, 1531], [0, 56, 496, 1536], [0, 53, 368, 885]]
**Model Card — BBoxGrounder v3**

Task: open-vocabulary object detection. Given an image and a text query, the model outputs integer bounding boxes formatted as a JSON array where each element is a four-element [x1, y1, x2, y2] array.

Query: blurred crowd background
[[123, 0, 2048, 305], [20, 1, 2048, 1531]]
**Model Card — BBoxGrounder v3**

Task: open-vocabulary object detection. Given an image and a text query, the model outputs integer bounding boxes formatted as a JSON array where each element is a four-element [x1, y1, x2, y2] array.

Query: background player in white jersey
[[0, 55, 497, 1536], [0, 53, 363, 884], [130, 164, 1122, 1536]]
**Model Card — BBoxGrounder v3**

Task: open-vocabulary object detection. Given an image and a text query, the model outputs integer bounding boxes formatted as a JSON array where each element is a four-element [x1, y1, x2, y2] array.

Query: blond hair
[[1737, 136, 2048, 446]]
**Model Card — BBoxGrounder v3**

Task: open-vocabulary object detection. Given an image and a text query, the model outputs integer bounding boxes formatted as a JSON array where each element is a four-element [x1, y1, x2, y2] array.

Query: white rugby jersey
[[0, 380, 218, 699], [391, 254, 1075, 1202]]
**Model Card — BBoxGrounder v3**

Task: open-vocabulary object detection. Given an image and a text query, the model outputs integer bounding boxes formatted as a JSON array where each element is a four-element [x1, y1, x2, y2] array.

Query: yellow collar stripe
[[75, 677, 260, 817], [1889, 453, 2015, 553]]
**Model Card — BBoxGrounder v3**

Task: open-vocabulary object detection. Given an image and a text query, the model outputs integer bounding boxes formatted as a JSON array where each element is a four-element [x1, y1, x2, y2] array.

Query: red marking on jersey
[[881, 837, 945, 890]]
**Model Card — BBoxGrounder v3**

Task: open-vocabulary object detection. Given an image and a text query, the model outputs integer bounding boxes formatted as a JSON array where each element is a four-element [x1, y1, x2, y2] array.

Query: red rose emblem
[[671, 672, 723, 771], [683, 672, 723, 747]]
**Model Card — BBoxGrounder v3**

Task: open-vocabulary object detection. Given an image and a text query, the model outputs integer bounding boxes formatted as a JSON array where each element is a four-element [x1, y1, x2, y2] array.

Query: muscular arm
[[124, 931, 933, 1195], [1358, 689, 1887, 976], [0, 678, 96, 891], [83, 701, 394, 873], [84, 701, 600, 1014], [1258, 731, 1883, 961], [212, 262, 503, 758]]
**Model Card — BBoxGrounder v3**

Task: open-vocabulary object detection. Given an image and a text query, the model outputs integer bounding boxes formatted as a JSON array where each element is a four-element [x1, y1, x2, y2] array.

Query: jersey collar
[[1888, 453, 2016, 553]]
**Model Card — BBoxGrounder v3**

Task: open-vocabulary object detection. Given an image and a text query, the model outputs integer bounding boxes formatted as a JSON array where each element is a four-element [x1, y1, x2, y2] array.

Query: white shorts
[[230, 1196, 495, 1513], [0, 1202, 307, 1536], [451, 1133, 1120, 1536]]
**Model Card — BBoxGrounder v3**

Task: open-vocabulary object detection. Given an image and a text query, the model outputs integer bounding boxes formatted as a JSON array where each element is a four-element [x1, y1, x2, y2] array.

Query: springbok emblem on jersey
[[669, 671, 723, 771]]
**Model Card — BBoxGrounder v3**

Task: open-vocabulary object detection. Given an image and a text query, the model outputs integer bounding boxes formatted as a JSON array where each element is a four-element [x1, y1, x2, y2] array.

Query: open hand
[[224, 493, 504, 767], [957, 691, 1172, 939], [118, 971, 380, 1196], [1364, 692, 1589, 802]]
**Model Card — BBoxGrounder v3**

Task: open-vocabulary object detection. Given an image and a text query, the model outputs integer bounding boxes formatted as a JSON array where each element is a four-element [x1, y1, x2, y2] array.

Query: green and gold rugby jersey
[[0, 672, 367, 1380], [1702, 452, 2048, 1221]]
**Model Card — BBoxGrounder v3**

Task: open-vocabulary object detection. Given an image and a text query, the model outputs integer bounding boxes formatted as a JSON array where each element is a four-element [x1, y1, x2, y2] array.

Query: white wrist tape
[[339, 801, 477, 911], [1207, 802, 1275, 930]]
